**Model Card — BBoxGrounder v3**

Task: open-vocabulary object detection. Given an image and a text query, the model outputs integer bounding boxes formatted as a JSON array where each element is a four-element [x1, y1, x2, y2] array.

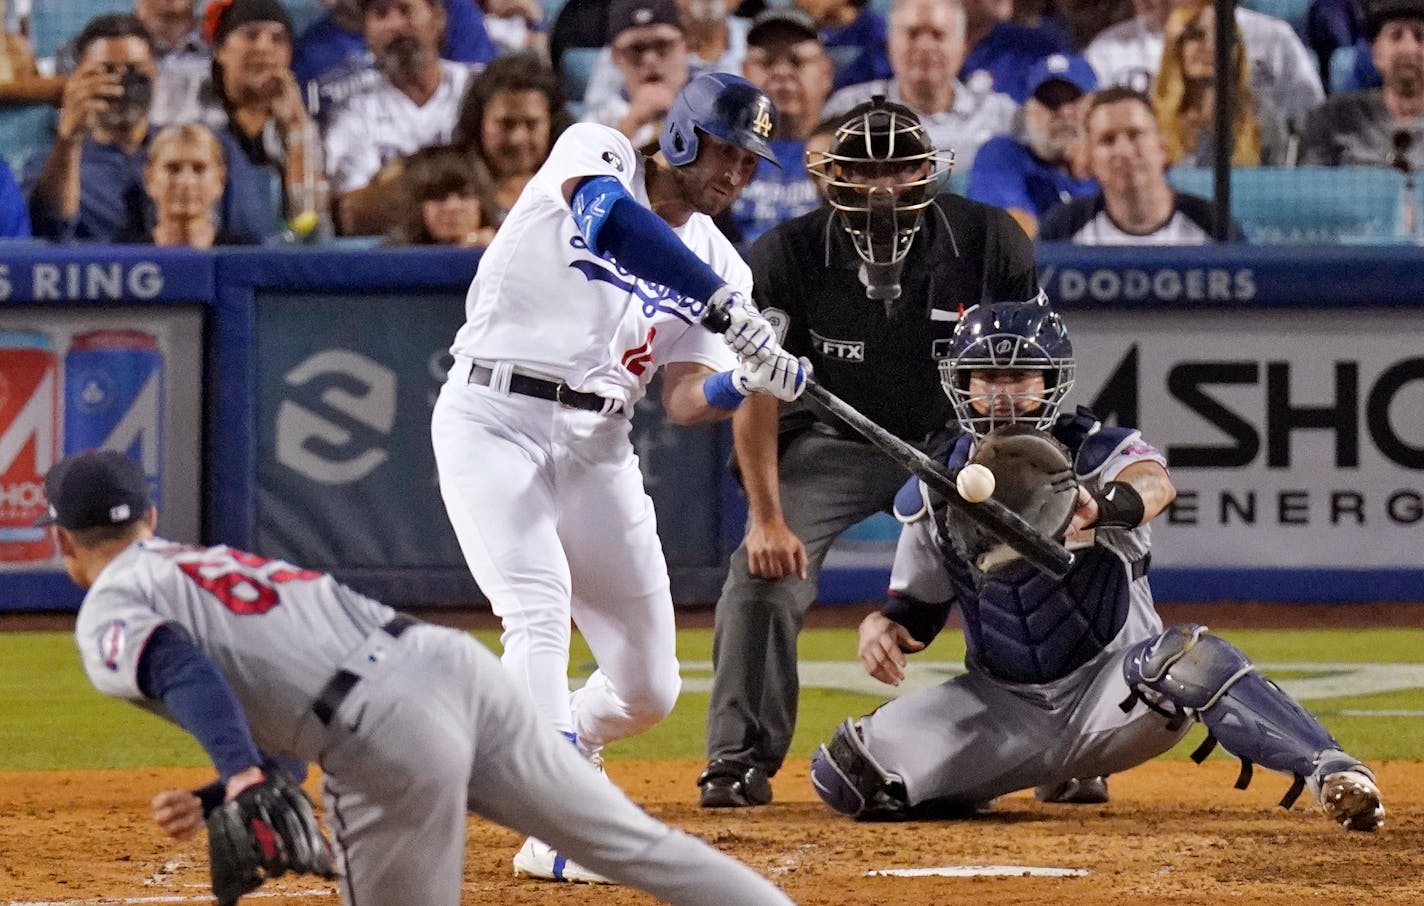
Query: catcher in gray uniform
[[809, 295, 1386, 834], [42, 450, 794, 906]]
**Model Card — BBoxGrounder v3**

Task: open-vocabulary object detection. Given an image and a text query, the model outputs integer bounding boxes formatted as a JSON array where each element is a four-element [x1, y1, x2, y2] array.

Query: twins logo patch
[[99, 620, 127, 671], [809, 329, 864, 362], [600, 150, 625, 172]]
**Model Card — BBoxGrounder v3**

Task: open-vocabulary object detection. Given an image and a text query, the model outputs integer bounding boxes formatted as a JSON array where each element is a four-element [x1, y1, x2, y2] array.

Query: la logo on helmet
[[752, 102, 773, 139]]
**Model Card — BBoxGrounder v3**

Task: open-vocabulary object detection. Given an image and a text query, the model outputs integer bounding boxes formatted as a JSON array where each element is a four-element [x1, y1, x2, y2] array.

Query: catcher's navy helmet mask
[[660, 72, 780, 168], [942, 291, 1075, 440]]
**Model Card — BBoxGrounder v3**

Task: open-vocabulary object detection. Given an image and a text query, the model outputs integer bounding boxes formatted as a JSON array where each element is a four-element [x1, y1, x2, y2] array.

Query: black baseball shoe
[[697, 760, 773, 808], [1034, 775, 1110, 804]]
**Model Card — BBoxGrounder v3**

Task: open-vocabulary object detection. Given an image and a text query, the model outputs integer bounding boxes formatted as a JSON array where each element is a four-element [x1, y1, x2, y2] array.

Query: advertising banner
[[1067, 309, 1423, 568], [253, 292, 728, 597], [0, 307, 203, 609]]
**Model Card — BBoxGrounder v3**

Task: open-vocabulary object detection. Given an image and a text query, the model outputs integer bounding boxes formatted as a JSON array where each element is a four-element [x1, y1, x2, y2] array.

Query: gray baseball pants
[[705, 426, 916, 776]]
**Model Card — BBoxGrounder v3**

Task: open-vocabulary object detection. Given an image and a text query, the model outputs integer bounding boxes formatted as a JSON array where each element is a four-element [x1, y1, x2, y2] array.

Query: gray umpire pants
[[706, 425, 920, 777]]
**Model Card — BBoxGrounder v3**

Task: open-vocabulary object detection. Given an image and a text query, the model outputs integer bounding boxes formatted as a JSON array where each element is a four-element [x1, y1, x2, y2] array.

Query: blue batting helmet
[[941, 292, 1075, 439], [659, 73, 779, 167]]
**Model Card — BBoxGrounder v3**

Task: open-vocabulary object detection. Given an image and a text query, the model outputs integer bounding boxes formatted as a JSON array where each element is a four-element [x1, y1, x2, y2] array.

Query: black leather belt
[[313, 614, 418, 725], [467, 364, 621, 415]]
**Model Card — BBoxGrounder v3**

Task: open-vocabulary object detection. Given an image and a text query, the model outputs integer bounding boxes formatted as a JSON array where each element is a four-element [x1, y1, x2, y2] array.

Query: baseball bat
[[702, 302, 1075, 579]]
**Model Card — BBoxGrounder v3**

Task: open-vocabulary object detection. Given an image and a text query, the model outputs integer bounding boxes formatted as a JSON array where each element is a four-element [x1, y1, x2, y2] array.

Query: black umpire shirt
[[749, 193, 1038, 443]]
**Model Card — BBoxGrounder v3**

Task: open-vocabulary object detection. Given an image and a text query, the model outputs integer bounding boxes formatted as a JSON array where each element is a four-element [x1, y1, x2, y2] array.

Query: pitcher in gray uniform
[[808, 296, 1386, 834], [42, 450, 794, 906]]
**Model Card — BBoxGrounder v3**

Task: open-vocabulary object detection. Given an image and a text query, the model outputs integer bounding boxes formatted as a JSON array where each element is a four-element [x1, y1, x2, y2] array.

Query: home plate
[[867, 865, 1090, 878]]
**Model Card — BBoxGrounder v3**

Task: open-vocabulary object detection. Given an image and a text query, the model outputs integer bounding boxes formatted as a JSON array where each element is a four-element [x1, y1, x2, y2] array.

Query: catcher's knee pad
[[1123, 623, 1345, 805], [810, 719, 909, 820], [1122, 623, 1251, 715]]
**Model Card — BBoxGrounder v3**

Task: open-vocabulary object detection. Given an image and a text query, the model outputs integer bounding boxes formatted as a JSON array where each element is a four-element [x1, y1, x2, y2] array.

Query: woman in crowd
[[1152, 0, 1288, 166], [144, 123, 238, 249], [388, 144, 499, 246], [452, 51, 572, 221]]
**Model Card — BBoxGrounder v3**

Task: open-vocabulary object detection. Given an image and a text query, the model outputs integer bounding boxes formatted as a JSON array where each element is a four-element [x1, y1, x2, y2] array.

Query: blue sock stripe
[[552, 854, 567, 880]]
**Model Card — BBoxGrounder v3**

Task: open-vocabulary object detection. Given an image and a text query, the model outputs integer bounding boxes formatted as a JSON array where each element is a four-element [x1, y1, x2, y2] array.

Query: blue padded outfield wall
[[1, 243, 1421, 610]]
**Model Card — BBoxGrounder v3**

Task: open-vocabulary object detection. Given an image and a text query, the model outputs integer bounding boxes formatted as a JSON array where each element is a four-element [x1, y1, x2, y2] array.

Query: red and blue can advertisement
[[64, 329, 165, 505], [0, 330, 59, 564]]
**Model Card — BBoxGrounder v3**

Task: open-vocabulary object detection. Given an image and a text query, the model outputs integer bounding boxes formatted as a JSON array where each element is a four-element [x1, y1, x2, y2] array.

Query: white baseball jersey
[[821, 75, 1017, 172], [1085, 9, 1323, 128], [323, 60, 477, 195], [75, 539, 394, 760], [448, 121, 744, 408]]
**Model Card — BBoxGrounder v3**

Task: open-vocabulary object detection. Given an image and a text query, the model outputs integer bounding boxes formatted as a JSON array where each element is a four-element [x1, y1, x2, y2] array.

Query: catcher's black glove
[[939, 425, 1078, 573], [207, 769, 337, 906]]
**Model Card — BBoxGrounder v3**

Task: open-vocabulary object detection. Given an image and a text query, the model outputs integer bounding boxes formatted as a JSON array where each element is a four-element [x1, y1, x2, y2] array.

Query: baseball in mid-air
[[956, 463, 996, 503]]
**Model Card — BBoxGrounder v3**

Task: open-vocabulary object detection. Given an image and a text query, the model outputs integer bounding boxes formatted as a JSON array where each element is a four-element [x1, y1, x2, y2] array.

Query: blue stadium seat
[[1330, 44, 1362, 93], [540, 0, 570, 23], [282, 0, 327, 38], [1167, 166, 1411, 243], [560, 46, 601, 109], [29, 0, 134, 62], [0, 104, 57, 174], [1240, 0, 1311, 41]]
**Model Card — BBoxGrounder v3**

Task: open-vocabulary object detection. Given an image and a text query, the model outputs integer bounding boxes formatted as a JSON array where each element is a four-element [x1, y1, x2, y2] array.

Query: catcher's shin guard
[[1121, 624, 1360, 807], [810, 719, 909, 820]]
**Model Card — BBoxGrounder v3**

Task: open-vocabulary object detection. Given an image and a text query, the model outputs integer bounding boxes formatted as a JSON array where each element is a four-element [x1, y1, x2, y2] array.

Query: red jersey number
[[176, 549, 321, 615]]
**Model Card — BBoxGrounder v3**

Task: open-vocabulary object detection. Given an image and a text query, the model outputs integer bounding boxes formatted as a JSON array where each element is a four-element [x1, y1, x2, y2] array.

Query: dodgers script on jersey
[[448, 123, 746, 407], [75, 540, 395, 760]]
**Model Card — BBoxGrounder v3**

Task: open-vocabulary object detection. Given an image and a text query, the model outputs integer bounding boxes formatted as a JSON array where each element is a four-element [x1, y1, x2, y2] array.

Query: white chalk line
[[7, 892, 335, 905]]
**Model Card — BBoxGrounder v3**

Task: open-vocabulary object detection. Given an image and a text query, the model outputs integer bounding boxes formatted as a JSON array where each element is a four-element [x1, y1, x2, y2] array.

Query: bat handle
[[701, 301, 731, 335]]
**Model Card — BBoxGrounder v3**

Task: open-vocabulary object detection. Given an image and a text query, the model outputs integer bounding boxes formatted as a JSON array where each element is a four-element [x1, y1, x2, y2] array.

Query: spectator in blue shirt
[[797, 0, 892, 89], [729, 8, 833, 248], [26, 15, 159, 242], [967, 52, 1097, 237], [0, 159, 31, 238], [959, 0, 1071, 101]]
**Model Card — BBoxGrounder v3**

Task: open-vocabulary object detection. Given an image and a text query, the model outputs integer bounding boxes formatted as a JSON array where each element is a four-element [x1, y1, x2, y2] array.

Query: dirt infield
[[2, 758, 1420, 905]]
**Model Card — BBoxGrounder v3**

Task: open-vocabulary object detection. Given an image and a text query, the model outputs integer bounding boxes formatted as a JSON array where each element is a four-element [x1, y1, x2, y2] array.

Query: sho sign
[[1065, 309, 1424, 568]]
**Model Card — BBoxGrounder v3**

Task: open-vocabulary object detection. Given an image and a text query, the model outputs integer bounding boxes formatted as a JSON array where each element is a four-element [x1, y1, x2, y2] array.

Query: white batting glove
[[710, 286, 777, 362], [733, 350, 807, 402]]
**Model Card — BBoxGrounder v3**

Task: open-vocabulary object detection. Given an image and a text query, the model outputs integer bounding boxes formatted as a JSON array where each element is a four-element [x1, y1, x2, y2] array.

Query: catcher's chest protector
[[931, 413, 1139, 684]]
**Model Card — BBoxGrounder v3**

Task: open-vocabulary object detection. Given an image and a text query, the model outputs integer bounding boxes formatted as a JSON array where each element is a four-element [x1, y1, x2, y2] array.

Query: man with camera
[[27, 14, 159, 242]]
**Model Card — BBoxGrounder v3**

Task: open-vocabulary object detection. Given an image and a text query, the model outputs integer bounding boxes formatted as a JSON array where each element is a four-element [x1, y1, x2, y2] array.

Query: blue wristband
[[703, 370, 745, 410]]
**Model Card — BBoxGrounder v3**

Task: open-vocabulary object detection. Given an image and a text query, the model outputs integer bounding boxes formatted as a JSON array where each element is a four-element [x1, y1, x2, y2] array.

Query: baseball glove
[[937, 425, 1078, 574], [207, 769, 337, 906]]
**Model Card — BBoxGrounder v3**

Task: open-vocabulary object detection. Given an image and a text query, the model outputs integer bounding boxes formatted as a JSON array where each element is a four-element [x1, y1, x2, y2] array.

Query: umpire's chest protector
[[750, 195, 1038, 443]]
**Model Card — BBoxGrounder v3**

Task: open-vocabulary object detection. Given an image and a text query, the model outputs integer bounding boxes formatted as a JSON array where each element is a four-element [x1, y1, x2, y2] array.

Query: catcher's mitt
[[972, 425, 1079, 540], [207, 769, 337, 906], [938, 425, 1078, 574]]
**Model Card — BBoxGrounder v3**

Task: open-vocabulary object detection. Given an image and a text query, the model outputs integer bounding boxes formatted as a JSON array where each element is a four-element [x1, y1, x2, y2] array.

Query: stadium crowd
[[0, 0, 1419, 247]]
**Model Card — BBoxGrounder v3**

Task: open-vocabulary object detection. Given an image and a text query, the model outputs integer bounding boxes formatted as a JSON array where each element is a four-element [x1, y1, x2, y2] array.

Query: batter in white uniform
[[47, 450, 794, 906], [431, 71, 805, 882]]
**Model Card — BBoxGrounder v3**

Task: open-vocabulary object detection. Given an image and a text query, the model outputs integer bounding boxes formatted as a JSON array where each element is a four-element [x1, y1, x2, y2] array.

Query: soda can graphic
[[64, 329, 165, 507], [0, 331, 58, 563]]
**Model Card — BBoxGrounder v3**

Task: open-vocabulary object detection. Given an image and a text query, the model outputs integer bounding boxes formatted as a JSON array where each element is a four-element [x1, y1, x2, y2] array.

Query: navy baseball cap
[[35, 450, 150, 530], [1366, 0, 1424, 40], [1025, 53, 1097, 101], [747, 8, 821, 48], [609, 0, 683, 38]]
